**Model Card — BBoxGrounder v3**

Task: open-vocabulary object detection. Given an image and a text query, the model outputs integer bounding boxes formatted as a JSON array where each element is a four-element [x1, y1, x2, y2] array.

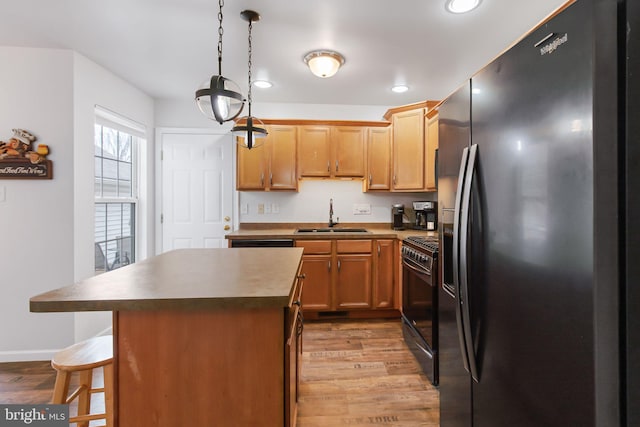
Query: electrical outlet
[[264, 203, 272, 214], [272, 203, 279, 213], [353, 203, 371, 215], [257, 203, 265, 214], [240, 203, 248, 214]]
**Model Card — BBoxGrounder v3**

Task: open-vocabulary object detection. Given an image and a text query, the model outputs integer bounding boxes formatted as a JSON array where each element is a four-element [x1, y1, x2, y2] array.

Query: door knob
[[224, 225, 231, 231], [224, 216, 230, 222]]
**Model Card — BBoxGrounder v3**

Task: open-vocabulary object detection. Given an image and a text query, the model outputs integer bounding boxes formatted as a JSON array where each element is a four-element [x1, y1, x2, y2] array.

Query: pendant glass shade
[[195, 75, 245, 124], [232, 116, 268, 149]]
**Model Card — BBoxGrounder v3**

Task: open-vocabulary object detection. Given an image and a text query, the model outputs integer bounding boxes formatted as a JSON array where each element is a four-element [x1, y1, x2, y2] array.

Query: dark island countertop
[[30, 248, 304, 312]]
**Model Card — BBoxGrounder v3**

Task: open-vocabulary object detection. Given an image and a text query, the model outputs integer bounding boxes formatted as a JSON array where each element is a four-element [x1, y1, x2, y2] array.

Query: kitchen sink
[[295, 228, 369, 233]]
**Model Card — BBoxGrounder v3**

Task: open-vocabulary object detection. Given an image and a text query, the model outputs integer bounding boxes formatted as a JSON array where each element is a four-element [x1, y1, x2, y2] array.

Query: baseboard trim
[[0, 349, 58, 363]]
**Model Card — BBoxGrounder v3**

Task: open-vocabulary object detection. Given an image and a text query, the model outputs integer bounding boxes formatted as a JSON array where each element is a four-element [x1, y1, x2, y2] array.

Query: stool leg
[[76, 369, 93, 427], [104, 363, 114, 427], [51, 370, 71, 404]]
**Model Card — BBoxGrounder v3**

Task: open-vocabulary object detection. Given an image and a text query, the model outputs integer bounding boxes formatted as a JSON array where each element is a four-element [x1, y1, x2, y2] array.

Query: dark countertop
[[30, 248, 304, 312], [225, 224, 438, 241]]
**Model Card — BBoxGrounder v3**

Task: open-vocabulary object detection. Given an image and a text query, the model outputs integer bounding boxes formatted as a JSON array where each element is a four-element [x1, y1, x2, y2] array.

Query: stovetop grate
[[404, 236, 439, 253]]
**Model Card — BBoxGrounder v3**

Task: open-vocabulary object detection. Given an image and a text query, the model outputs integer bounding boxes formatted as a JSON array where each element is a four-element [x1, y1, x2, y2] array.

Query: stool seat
[[51, 335, 114, 427], [52, 335, 113, 371]]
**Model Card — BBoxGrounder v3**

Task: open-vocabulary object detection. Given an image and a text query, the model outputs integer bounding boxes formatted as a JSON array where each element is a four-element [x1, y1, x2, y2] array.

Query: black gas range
[[401, 235, 439, 386]]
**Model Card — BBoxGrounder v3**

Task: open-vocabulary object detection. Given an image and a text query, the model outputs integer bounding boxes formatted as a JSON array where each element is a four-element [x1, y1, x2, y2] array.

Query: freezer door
[[469, 1, 594, 426]]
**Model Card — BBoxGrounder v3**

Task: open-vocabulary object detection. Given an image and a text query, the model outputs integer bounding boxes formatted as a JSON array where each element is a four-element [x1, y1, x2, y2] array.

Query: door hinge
[[161, 150, 164, 161], [160, 213, 164, 224]]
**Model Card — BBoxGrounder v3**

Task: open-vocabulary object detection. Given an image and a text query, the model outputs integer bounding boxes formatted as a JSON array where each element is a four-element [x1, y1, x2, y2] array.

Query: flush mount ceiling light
[[303, 50, 345, 78], [195, 0, 245, 124], [231, 10, 268, 150], [392, 85, 409, 93], [445, 0, 482, 14]]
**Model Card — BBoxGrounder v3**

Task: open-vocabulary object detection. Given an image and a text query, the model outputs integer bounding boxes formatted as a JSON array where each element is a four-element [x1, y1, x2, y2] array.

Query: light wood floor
[[0, 319, 439, 426], [298, 319, 439, 427]]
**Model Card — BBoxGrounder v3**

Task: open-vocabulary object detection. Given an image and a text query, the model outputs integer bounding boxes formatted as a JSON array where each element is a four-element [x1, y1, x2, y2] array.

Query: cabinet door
[[335, 254, 372, 309], [392, 108, 425, 190], [373, 239, 395, 308], [269, 125, 298, 190], [298, 126, 331, 177], [332, 126, 366, 177], [300, 254, 332, 311], [425, 111, 439, 191], [236, 140, 266, 190], [366, 127, 391, 190]]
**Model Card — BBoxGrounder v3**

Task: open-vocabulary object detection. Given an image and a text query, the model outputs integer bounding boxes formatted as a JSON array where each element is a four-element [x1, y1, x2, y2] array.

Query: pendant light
[[195, 0, 245, 124], [232, 10, 268, 149]]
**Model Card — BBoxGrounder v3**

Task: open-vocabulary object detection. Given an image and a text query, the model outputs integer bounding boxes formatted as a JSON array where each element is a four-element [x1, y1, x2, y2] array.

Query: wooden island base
[[114, 308, 285, 427]]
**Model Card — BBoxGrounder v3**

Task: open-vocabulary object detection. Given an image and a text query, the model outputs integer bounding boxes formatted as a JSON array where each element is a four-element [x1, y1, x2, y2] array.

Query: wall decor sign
[[0, 129, 52, 179]]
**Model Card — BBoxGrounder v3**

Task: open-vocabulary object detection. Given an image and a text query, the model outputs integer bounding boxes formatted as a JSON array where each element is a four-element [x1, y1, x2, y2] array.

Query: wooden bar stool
[[51, 335, 114, 427]]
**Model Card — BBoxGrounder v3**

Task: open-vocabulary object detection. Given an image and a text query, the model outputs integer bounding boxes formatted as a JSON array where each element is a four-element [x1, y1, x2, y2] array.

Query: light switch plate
[[264, 203, 272, 214], [272, 203, 279, 214], [257, 203, 264, 214], [240, 203, 248, 214], [353, 203, 371, 215]]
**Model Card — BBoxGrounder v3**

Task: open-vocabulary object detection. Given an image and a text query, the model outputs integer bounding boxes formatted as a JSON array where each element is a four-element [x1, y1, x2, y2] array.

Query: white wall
[[73, 53, 155, 343], [0, 47, 154, 361], [155, 100, 435, 227], [0, 47, 75, 361]]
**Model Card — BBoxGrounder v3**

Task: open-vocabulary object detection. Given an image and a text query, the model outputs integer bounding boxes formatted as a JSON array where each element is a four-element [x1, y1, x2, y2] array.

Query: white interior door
[[160, 131, 233, 252]]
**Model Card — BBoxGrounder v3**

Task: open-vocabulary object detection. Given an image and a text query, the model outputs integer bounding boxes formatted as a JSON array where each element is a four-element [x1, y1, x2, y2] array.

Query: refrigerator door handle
[[460, 143, 479, 382], [453, 146, 471, 373]]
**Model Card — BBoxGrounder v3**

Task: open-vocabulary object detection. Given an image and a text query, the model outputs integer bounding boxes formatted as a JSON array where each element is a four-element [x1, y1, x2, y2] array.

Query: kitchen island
[[30, 248, 305, 427]]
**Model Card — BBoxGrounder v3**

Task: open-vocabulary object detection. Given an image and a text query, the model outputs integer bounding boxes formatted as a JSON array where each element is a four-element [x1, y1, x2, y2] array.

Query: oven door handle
[[453, 146, 471, 374], [460, 143, 479, 382], [402, 258, 431, 277]]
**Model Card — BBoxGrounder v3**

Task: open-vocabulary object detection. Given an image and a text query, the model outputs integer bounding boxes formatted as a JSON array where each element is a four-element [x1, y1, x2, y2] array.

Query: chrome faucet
[[328, 198, 338, 227]]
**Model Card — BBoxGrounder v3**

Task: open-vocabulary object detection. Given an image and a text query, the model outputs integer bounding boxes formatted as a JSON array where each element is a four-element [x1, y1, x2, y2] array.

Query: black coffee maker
[[413, 201, 438, 231], [392, 204, 405, 230]]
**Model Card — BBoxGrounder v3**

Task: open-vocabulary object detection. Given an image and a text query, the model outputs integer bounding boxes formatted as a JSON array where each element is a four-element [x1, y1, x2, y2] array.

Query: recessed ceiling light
[[253, 80, 272, 89], [445, 0, 481, 14], [392, 85, 409, 93]]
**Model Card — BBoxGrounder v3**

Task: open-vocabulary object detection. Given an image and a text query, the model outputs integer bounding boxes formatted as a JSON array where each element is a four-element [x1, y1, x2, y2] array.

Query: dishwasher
[[230, 239, 295, 248]]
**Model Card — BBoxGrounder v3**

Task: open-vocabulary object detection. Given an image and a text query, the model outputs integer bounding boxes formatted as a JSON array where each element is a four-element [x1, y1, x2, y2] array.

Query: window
[[94, 110, 145, 273]]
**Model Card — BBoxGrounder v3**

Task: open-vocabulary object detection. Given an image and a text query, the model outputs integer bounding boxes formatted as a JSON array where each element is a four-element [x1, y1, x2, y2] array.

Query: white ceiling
[[1, 0, 568, 106]]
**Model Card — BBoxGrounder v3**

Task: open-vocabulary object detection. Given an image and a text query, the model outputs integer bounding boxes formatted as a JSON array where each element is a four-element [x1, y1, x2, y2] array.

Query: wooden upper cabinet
[[425, 110, 439, 191], [236, 139, 267, 190], [332, 126, 366, 177], [237, 125, 298, 191], [392, 108, 425, 191], [298, 126, 332, 177], [298, 125, 366, 178], [365, 126, 391, 191], [269, 125, 298, 190]]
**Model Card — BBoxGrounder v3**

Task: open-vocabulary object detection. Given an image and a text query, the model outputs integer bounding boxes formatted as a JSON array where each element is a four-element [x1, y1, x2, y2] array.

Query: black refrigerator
[[437, 0, 639, 426]]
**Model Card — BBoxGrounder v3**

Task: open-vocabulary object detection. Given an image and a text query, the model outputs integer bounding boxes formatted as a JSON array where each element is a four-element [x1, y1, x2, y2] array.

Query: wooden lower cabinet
[[373, 239, 395, 308], [297, 239, 395, 316], [285, 271, 304, 427]]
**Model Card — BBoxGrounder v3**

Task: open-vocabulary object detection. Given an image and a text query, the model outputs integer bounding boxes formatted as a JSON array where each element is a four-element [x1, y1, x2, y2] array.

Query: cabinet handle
[[335, 160, 339, 172], [337, 260, 341, 271], [378, 243, 381, 256], [328, 261, 331, 271], [393, 175, 397, 185], [270, 172, 273, 186], [261, 172, 264, 187], [297, 274, 306, 279], [327, 161, 330, 172], [369, 174, 372, 186]]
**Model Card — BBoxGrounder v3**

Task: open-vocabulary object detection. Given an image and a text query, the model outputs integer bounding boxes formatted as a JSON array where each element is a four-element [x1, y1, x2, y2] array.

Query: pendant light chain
[[247, 19, 253, 115], [217, 0, 224, 75]]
